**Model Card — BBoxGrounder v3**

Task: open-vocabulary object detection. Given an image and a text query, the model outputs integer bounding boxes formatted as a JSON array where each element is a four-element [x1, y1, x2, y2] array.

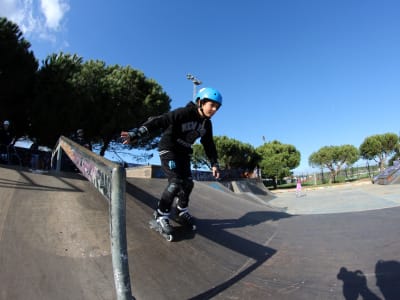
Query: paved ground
[[269, 180, 400, 215], [1, 165, 399, 300]]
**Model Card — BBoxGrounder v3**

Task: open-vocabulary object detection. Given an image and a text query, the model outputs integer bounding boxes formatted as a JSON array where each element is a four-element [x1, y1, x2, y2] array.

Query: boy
[[120, 87, 222, 234]]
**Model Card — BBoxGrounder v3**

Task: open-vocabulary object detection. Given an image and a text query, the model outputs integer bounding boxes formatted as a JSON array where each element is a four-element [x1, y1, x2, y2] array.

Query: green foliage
[[192, 144, 207, 169], [31, 53, 83, 145], [256, 140, 301, 181], [31, 54, 171, 153], [192, 136, 260, 171], [0, 17, 38, 135], [309, 144, 359, 183], [71, 61, 170, 155], [359, 133, 399, 171]]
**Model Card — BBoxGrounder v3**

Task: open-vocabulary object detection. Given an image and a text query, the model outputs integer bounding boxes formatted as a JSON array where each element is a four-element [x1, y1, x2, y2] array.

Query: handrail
[[52, 136, 134, 300]]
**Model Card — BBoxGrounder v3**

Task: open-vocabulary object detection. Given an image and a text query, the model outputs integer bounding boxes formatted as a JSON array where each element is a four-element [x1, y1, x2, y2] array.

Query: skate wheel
[[166, 234, 173, 242], [192, 225, 197, 231]]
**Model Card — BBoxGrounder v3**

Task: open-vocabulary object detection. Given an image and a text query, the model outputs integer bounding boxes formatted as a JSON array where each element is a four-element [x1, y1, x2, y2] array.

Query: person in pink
[[296, 178, 302, 197]]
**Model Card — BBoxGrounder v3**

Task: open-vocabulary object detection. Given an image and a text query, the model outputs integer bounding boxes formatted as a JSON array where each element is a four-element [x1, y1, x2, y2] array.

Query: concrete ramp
[[0, 167, 286, 300], [0, 166, 115, 300], [124, 177, 285, 300], [229, 179, 276, 204], [2, 166, 400, 300]]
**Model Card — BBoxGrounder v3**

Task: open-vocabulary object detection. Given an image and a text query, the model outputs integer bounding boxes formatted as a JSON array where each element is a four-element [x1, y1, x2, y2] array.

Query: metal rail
[[52, 136, 134, 300]]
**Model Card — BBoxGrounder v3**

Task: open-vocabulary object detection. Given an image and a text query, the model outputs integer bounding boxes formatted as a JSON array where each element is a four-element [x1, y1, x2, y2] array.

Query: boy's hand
[[212, 166, 220, 179], [120, 127, 148, 145], [120, 131, 133, 144]]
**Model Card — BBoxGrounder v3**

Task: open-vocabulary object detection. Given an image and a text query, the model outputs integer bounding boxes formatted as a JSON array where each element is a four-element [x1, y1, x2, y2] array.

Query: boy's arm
[[120, 106, 189, 145], [200, 123, 220, 178], [120, 127, 148, 145]]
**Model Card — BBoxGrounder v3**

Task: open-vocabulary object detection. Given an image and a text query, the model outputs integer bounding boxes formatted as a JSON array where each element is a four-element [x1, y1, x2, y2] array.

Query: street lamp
[[186, 74, 202, 100]]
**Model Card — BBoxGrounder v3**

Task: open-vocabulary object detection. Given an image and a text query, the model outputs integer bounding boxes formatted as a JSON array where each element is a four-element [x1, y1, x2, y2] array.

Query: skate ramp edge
[[374, 162, 400, 185], [199, 180, 235, 193], [193, 180, 277, 208], [231, 179, 275, 200]]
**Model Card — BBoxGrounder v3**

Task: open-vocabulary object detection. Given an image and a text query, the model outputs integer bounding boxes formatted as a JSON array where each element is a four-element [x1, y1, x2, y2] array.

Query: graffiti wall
[[59, 138, 115, 202]]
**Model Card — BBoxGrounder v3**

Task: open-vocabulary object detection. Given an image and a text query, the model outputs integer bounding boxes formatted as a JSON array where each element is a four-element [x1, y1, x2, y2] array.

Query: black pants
[[158, 153, 194, 214]]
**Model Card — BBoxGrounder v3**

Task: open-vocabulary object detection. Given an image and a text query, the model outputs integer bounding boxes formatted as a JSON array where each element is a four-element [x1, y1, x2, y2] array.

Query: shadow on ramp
[[189, 211, 289, 299], [337, 260, 400, 300], [125, 178, 292, 299]]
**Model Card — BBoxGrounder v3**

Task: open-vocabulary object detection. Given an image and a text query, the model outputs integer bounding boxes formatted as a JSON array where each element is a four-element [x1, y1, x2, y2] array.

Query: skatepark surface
[[1, 165, 400, 300]]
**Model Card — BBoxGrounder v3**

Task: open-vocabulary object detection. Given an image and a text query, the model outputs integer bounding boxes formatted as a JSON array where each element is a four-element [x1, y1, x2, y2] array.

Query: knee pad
[[161, 181, 182, 206], [177, 179, 194, 208], [182, 179, 194, 194], [159, 181, 181, 212], [166, 181, 181, 195]]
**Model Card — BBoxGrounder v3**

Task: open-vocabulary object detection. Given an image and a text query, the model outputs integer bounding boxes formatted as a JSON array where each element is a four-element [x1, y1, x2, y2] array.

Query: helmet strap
[[197, 100, 208, 118]]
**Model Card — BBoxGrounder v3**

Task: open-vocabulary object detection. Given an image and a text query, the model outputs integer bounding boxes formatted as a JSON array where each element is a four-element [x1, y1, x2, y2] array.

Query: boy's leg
[[174, 155, 193, 210], [175, 178, 196, 227], [157, 154, 195, 228], [174, 156, 196, 227], [157, 156, 180, 211], [154, 156, 182, 233], [176, 178, 194, 209]]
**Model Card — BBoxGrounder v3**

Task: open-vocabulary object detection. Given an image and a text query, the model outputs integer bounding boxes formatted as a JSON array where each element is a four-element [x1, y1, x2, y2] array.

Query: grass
[[270, 174, 375, 190]]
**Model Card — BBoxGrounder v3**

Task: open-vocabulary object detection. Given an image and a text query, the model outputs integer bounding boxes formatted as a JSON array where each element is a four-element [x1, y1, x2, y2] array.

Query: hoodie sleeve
[[141, 106, 187, 132], [200, 120, 219, 167]]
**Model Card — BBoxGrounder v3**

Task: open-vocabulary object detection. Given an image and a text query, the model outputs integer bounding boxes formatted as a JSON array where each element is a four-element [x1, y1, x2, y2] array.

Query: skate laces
[[178, 207, 192, 221]]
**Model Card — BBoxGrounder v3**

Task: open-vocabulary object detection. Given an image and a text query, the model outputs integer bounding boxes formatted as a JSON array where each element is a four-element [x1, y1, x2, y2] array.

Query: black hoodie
[[142, 102, 218, 166]]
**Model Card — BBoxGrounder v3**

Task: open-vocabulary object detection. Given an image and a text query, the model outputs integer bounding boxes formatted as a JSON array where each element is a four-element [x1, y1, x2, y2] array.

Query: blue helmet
[[196, 87, 223, 106]]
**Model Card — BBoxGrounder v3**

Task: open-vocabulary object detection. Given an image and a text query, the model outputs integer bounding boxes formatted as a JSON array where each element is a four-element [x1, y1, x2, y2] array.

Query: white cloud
[[40, 0, 69, 30], [0, 0, 69, 42]]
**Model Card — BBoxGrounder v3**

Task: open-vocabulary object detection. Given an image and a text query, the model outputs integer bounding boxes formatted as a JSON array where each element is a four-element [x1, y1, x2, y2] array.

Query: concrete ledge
[[126, 165, 165, 179]]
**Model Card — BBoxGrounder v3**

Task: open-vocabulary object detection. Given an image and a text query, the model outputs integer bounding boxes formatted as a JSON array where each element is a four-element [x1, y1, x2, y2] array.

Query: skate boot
[[175, 206, 196, 230], [154, 210, 174, 235]]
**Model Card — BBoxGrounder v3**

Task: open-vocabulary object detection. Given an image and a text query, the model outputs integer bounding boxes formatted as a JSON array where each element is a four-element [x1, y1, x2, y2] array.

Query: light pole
[[186, 74, 202, 100]]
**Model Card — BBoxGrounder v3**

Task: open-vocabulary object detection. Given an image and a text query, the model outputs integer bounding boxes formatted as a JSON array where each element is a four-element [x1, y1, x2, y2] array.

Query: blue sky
[[2, 0, 400, 173]]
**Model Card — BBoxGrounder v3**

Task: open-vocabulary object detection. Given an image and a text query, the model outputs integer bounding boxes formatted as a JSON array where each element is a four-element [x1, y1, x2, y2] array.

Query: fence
[[52, 136, 134, 300], [296, 164, 381, 185]]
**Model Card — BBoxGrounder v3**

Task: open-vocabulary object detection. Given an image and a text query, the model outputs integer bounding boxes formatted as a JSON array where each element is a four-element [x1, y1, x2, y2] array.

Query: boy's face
[[199, 100, 220, 118]]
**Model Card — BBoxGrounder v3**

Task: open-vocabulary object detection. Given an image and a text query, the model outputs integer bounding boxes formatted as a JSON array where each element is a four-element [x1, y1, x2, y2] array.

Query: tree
[[31, 53, 83, 145], [359, 133, 399, 171], [256, 140, 301, 187], [309, 145, 359, 183], [192, 136, 260, 173], [0, 17, 38, 135], [32, 54, 171, 153], [73, 62, 170, 155]]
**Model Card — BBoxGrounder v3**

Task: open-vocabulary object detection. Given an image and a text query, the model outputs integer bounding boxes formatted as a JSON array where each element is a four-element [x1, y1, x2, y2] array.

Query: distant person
[[296, 178, 302, 197], [120, 87, 222, 236], [0, 120, 16, 162], [73, 129, 92, 151], [0, 120, 15, 146], [30, 138, 40, 170]]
